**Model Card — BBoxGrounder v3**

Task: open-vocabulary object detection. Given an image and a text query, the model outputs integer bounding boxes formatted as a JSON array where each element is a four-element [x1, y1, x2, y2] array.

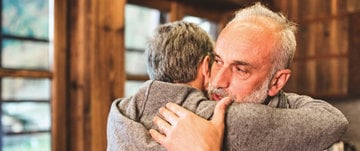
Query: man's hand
[[149, 97, 232, 151]]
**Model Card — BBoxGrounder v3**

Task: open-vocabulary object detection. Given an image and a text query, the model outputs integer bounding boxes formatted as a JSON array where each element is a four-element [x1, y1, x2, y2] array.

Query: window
[[124, 4, 165, 97], [0, 0, 52, 150], [183, 16, 218, 40]]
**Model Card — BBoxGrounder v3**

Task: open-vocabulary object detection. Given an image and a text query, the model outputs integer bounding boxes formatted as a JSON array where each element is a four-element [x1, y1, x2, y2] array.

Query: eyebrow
[[233, 60, 251, 67], [213, 52, 253, 68]]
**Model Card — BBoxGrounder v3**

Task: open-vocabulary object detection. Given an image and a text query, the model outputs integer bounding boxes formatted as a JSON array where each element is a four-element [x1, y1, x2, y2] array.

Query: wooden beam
[[181, 2, 236, 23], [52, 0, 69, 150], [169, 1, 185, 21], [0, 69, 52, 78], [90, 0, 126, 150], [128, 0, 171, 12], [349, 12, 360, 96], [127, 74, 149, 81], [127, 0, 249, 13], [52, 0, 125, 151], [176, 0, 249, 11], [67, 0, 88, 150]]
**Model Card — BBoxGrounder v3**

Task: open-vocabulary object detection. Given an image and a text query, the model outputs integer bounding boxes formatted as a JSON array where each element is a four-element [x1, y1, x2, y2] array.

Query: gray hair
[[146, 21, 214, 83], [231, 3, 297, 76]]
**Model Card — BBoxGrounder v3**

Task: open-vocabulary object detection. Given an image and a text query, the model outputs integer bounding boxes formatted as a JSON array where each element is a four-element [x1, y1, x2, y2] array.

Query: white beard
[[240, 77, 270, 104], [208, 77, 270, 104]]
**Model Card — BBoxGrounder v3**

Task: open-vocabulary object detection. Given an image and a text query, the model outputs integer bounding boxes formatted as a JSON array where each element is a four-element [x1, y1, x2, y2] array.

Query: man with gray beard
[[149, 3, 348, 151], [107, 5, 348, 150]]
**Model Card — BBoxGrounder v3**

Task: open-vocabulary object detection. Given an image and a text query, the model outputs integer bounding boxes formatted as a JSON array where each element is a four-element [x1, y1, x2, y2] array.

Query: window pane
[[125, 4, 160, 49], [125, 80, 145, 97], [125, 4, 161, 77], [125, 51, 147, 75], [2, 39, 50, 70], [183, 16, 218, 40], [2, 102, 51, 133], [1, 78, 50, 100], [2, 0, 49, 39], [3, 132, 50, 151]]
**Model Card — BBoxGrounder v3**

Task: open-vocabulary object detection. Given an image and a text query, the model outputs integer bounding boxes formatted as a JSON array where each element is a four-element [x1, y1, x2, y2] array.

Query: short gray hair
[[146, 21, 214, 83], [231, 3, 297, 76]]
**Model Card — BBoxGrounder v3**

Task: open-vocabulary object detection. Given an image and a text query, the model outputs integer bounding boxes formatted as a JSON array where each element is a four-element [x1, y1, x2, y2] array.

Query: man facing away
[[107, 7, 348, 150]]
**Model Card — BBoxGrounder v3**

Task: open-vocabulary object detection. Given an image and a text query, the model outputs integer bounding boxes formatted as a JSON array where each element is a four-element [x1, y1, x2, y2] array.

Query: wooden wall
[[53, 0, 125, 150], [349, 12, 360, 95], [271, 0, 360, 97]]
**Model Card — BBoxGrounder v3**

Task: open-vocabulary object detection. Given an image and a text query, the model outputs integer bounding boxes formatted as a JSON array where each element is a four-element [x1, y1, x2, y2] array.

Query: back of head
[[146, 21, 214, 83], [230, 3, 297, 76]]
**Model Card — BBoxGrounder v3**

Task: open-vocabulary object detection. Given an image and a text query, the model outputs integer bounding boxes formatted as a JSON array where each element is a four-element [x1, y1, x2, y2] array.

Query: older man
[[107, 5, 348, 151], [150, 3, 348, 151]]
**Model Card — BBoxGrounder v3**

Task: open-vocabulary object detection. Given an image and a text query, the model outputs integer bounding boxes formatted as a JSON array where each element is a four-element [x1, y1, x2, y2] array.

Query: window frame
[[0, 0, 53, 149]]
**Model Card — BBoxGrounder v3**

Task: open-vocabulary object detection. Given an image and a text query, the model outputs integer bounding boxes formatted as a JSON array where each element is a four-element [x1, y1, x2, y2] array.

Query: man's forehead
[[213, 50, 253, 67], [216, 25, 276, 57], [213, 43, 271, 71]]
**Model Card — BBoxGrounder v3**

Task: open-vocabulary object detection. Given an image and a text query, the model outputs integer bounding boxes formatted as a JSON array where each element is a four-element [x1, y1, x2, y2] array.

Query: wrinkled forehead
[[217, 19, 277, 52], [214, 18, 278, 67]]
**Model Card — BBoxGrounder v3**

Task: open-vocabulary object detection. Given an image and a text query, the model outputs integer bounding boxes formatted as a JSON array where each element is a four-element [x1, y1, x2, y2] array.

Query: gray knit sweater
[[107, 80, 348, 151]]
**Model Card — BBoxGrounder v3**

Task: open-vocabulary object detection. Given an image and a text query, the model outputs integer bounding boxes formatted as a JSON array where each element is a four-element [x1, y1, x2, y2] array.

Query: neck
[[180, 80, 202, 90]]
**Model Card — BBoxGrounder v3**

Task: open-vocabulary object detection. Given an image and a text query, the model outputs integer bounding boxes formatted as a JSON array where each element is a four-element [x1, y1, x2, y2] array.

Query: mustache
[[210, 88, 229, 98]]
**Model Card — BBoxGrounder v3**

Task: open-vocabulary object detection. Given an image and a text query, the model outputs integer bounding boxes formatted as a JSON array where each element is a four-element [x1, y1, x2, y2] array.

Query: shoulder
[[146, 80, 202, 102], [150, 80, 196, 91], [281, 91, 329, 108]]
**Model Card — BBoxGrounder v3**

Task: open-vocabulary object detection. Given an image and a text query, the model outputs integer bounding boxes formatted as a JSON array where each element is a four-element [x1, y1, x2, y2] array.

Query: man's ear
[[201, 56, 211, 82], [268, 69, 291, 96]]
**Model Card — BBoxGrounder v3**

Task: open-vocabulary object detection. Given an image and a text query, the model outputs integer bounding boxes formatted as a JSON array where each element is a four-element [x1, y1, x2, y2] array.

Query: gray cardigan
[[107, 80, 348, 151]]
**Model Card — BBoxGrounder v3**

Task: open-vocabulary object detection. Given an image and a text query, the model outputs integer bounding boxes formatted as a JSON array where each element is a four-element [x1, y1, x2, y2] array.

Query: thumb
[[211, 97, 233, 125]]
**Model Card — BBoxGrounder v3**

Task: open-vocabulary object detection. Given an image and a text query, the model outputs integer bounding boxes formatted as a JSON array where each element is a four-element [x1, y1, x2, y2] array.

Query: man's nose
[[213, 66, 231, 88]]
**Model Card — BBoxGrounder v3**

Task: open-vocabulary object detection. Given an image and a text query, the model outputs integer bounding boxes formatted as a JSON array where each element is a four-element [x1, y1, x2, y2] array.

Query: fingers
[[149, 129, 166, 145], [159, 106, 179, 125], [211, 97, 233, 125], [165, 102, 191, 117], [153, 116, 171, 134]]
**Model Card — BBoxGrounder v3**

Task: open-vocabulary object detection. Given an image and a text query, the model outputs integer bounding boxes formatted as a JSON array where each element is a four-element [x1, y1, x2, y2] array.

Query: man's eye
[[214, 58, 222, 65], [235, 67, 242, 72], [233, 66, 250, 79], [234, 66, 246, 72]]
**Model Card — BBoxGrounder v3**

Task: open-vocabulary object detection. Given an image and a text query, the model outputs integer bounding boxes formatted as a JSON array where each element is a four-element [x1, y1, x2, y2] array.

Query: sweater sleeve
[[106, 99, 166, 151], [107, 80, 348, 151], [222, 94, 348, 151]]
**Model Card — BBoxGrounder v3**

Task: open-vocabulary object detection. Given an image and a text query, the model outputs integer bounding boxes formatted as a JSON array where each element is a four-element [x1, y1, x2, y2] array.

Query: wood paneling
[[128, 0, 171, 12], [127, 0, 251, 13], [169, 1, 185, 21], [349, 12, 360, 96], [53, 0, 125, 150], [90, 0, 125, 150], [272, 0, 357, 97], [52, 0, 69, 150], [128, 0, 237, 24]]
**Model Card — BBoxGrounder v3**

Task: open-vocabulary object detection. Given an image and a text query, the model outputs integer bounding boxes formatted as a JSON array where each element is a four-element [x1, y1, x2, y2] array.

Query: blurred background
[[0, 0, 359, 151]]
